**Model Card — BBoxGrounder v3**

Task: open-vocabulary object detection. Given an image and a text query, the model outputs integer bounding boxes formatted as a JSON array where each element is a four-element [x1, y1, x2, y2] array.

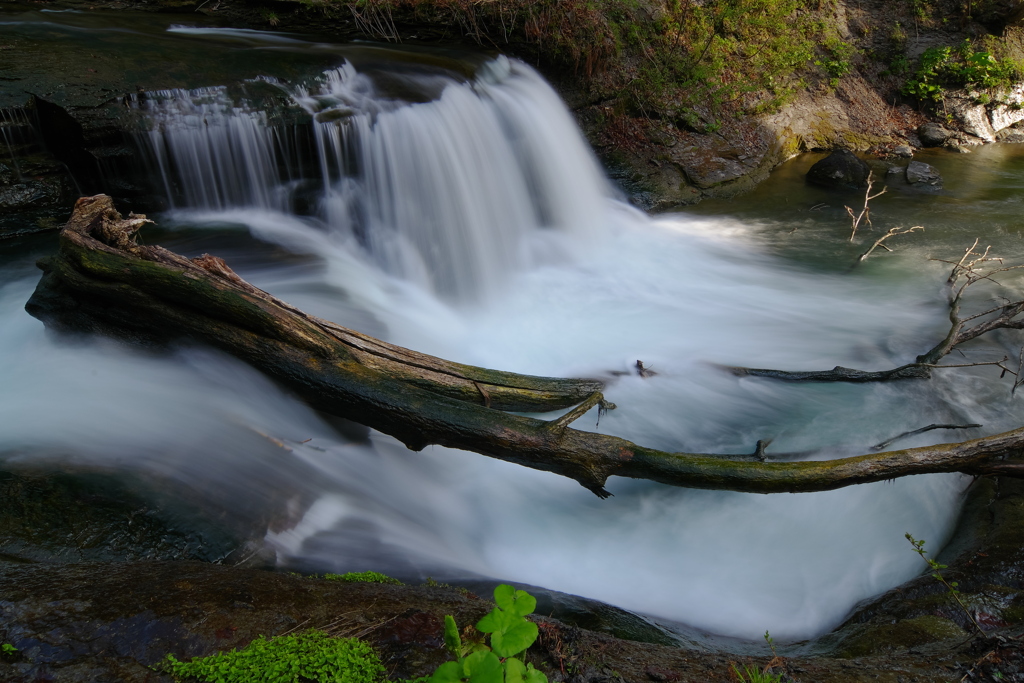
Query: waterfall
[[135, 56, 612, 301]]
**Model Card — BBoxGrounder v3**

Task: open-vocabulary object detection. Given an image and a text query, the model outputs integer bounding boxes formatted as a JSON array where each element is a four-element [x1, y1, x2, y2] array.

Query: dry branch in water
[[846, 171, 886, 242], [855, 225, 924, 265], [25, 196, 1024, 496], [727, 239, 1024, 383]]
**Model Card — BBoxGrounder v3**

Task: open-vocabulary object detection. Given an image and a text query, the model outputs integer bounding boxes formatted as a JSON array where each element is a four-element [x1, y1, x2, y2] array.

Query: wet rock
[[0, 464, 265, 565], [831, 615, 966, 658], [918, 122, 952, 147], [805, 149, 871, 190], [905, 161, 942, 187], [892, 144, 914, 158], [946, 143, 974, 153], [0, 559, 991, 683]]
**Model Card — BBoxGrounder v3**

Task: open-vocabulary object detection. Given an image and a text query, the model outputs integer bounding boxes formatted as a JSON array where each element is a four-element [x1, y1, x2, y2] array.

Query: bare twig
[[872, 423, 983, 450], [845, 172, 887, 242], [855, 226, 924, 265]]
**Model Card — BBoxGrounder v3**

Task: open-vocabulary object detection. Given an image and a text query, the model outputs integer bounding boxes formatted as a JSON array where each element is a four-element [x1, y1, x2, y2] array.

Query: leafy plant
[[323, 571, 403, 585], [430, 585, 547, 683], [731, 630, 785, 682], [904, 40, 1023, 103], [905, 533, 983, 634], [163, 629, 385, 683], [815, 36, 856, 86], [1, 642, 20, 662], [731, 662, 784, 683]]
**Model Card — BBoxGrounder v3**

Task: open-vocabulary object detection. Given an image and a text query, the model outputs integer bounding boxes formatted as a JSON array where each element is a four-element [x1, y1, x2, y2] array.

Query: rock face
[[918, 122, 953, 147], [805, 149, 872, 189], [905, 160, 942, 187]]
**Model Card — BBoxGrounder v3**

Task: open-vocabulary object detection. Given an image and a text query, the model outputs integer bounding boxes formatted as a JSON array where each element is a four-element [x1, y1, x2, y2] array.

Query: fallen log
[[25, 195, 1024, 496]]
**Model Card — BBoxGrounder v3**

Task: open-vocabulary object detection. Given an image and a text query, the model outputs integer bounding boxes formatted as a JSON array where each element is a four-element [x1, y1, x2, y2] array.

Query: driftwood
[[25, 195, 1024, 496]]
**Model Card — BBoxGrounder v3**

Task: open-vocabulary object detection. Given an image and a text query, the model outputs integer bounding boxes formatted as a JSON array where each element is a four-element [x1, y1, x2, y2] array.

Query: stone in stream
[[906, 160, 942, 187], [805, 149, 872, 190]]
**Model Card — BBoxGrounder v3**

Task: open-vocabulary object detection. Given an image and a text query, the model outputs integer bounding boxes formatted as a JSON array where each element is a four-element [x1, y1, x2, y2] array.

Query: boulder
[[918, 122, 953, 147], [806, 149, 872, 190], [906, 160, 942, 187], [892, 144, 914, 158]]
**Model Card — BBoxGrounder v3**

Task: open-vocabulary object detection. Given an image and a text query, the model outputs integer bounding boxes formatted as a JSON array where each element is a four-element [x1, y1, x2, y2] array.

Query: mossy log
[[25, 196, 1024, 497]]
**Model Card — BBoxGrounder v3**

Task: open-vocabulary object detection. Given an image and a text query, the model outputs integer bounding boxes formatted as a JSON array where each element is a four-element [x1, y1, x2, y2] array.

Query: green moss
[[323, 571, 403, 585], [163, 629, 385, 683], [836, 616, 965, 658]]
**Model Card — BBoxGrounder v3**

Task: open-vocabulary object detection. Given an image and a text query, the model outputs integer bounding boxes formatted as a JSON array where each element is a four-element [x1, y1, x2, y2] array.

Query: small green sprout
[[906, 533, 982, 634]]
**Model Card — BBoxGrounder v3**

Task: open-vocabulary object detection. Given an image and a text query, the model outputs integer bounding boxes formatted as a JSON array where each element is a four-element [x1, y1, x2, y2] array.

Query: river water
[[4, 12, 1024, 644]]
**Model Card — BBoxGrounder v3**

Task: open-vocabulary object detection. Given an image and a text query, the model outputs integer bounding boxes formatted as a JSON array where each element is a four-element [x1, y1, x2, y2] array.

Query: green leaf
[[431, 660, 466, 683], [463, 650, 503, 683], [504, 656, 527, 683], [525, 663, 548, 683], [491, 619, 539, 658], [444, 615, 462, 656], [493, 585, 537, 617], [477, 608, 515, 634]]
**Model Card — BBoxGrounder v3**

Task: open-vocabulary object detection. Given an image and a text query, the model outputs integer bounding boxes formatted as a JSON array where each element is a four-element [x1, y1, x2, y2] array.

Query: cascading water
[[5, 23, 1021, 644], [137, 55, 610, 301]]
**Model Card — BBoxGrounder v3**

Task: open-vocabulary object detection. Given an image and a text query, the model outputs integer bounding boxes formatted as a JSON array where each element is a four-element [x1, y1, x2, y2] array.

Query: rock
[[918, 122, 952, 147], [0, 464, 271, 565], [947, 97, 997, 142], [805, 149, 872, 190], [892, 144, 914, 158], [946, 143, 974, 153], [905, 160, 942, 186], [997, 126, 1024, 143]]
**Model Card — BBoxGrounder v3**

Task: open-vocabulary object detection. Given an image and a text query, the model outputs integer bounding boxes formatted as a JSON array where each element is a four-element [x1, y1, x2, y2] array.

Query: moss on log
[[25, 196, 1024, 497]]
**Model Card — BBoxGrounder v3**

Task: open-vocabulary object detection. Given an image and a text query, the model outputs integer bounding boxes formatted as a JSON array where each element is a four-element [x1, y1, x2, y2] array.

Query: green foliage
[[163, 629, 385, 683], [430, 585, 547, 683], [731, 662, 784, 683], [905, 533, 982, 634], [904, 40, 1023, 103], [815, 36, 857, 87], [1, 643, 17, 655], [322, 571, 403, 585]]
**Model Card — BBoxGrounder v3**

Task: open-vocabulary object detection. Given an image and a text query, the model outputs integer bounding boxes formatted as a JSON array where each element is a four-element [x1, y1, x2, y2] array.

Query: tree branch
[[728, 239, 1024, 383]]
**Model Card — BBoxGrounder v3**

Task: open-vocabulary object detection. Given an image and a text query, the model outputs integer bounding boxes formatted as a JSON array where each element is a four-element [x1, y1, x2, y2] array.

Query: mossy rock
[[835, 615, 966, 658]]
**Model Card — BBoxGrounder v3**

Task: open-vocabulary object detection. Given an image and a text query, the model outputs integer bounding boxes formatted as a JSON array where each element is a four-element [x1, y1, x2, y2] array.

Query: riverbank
[[3, 472, 1024, 683], [7, 0, 1024, 222]]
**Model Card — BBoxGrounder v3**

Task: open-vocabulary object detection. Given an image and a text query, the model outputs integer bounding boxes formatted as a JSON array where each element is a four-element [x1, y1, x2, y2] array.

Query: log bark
[[25, 195, 1024, 496]]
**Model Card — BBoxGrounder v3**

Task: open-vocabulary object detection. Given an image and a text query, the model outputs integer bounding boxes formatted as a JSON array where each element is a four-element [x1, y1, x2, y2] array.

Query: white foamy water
[[5, 50, 1017, 643]]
